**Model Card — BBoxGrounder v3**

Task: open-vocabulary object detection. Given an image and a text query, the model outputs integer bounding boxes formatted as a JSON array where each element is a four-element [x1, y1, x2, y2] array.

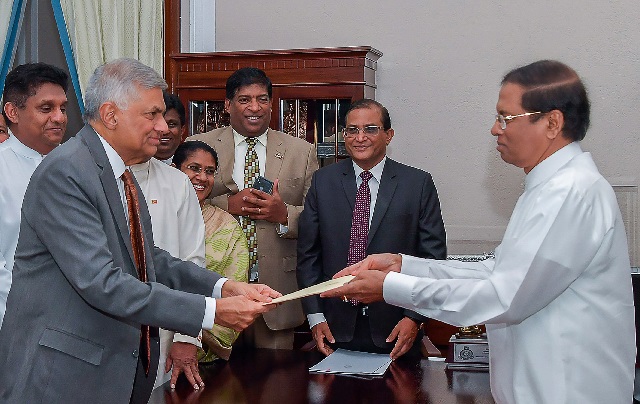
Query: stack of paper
[[309, 349, 392, 378]]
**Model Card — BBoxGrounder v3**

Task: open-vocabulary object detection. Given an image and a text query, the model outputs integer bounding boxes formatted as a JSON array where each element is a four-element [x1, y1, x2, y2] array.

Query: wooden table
[[148, 348, 495, 404]]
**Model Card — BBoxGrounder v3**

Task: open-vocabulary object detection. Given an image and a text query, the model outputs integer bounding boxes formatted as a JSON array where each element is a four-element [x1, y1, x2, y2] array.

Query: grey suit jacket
[[0, 126, 221, 403], [190, 127, 318, 330], [297, 158, 447, 347]]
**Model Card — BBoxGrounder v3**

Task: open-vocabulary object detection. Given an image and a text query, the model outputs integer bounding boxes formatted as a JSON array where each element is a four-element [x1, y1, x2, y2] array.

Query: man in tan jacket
[[190, 67, 318, 348]]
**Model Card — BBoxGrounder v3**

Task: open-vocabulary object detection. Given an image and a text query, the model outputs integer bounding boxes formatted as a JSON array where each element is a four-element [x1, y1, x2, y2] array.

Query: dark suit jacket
[[0, 126, 220, 404], [297, 158, 447, 349], [190, 127, 318, 331]]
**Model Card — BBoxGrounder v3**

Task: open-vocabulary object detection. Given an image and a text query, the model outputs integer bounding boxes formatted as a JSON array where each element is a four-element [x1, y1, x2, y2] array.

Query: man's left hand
[[241, 179, 288, 225], [221, 280, 282, 303], [386, 317, 419, 360], [321, 269, 387, 303], [166, 342, 203, 390]]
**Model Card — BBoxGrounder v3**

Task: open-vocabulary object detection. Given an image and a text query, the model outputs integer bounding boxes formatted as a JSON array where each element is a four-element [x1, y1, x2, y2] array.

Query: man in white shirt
[[0, 62, 69, 327], [133, 91, 206, 391], [131, 156, 206, 391], [325, 60, 636, 404]]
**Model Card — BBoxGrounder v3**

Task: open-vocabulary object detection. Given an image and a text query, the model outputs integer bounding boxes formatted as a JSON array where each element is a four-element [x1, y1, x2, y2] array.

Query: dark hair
[[344, 98, 391, 130], [2, 63, 69, 124], [173, 140, 219, 169], [163, 91, 186, 125], [501, 60, 590, 141], [225, 67, 272, 100]]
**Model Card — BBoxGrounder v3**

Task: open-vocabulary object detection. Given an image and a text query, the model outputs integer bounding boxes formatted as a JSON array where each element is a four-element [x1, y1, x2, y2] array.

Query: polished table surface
[[148, 348, 495, 404]]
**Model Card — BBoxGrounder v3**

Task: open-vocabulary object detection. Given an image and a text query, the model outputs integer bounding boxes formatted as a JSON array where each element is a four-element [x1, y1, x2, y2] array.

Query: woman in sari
[[173, 140, 249, 361]]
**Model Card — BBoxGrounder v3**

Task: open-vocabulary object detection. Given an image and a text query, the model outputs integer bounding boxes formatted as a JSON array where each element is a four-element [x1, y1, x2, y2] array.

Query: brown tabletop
[[148, 348, 495, 404]]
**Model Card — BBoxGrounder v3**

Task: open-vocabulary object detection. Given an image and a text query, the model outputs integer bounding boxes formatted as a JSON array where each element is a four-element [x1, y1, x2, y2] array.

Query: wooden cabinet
[[165, 46, 382, 166]]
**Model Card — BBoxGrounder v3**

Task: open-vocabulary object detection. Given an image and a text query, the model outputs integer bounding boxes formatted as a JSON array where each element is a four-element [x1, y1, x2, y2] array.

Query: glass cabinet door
[[189, 101, 229, 135], [280, 98, 351, 166]]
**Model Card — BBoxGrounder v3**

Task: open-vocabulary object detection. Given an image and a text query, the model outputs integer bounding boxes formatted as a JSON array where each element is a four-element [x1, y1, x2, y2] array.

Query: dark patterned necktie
[[121, 169, 151, 375], [347, 171, 373, 266], [240, 138, 259, 280]]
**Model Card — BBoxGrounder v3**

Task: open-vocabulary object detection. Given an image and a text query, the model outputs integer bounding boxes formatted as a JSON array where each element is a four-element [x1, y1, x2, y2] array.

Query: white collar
[[352, 156, 387, 183], [1, 133, 47, 159], [233, 128, 268, 148], [525, 142, 583, 191], [97, 133, 126, 180]]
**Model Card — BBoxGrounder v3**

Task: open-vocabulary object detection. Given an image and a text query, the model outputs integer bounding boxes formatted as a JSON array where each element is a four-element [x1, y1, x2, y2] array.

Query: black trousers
[[328, 308, 421, 358]]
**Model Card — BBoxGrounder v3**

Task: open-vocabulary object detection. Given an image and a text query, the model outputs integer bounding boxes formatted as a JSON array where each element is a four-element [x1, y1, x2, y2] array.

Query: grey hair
[[83, 58, 167, 122]]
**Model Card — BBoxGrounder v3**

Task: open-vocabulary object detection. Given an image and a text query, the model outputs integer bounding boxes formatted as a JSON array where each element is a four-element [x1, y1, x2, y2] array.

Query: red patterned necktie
[[347, 170, 373, 266], [347, 171, 372, 305], [121, 169, 151, 375]]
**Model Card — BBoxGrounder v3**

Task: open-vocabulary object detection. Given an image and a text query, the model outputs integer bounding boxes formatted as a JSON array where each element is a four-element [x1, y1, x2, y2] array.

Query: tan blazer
[[190, 127, 318, 330]]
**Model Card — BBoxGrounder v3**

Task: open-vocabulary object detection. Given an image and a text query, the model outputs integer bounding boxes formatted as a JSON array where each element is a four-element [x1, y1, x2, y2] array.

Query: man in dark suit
[[190, 67, 318, 349], [0, 58, 278, 404], [297, 99, 446, 359]]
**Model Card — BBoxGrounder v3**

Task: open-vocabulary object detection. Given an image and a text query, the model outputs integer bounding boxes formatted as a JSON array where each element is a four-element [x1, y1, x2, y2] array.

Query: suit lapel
[[79, 126, 136, 271], [264, 128, 285, 180], [369, 159, 398, 242], [216, 127, 239, 193], [341, 159, 357, 210]]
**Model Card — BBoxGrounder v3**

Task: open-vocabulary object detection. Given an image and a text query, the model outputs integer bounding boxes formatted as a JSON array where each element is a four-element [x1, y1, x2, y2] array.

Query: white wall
[[213, 1, 640, 253]]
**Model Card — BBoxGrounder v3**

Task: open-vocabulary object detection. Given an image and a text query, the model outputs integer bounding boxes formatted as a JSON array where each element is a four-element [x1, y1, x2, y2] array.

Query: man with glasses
[[190, 67, 319, 349], [297, 99, 447, 359], [325, 60, 635, 403]]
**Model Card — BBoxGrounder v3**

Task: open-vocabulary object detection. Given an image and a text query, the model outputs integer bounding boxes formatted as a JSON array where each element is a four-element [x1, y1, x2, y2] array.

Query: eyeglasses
[[185, 164, 216, 177], [342, 125, 385, 138], [495, 112, 543, 130]]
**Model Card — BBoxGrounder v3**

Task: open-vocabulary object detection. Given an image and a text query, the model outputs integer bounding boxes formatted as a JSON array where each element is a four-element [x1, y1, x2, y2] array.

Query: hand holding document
[[266, 275, 355, 304]]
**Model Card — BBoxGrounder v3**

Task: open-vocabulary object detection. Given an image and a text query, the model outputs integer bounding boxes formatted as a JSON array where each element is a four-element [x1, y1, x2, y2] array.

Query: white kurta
[[0, 136, 44, 328], [131, 158, 206, 388], [384, 142, 635, 404]]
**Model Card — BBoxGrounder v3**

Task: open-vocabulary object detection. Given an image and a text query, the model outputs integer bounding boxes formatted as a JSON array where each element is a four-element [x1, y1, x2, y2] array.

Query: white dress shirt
[[384, 142, 635, 403], [307, 157, 387, 328], [131, 158, 206, 388], [0, 136, 45, 328]]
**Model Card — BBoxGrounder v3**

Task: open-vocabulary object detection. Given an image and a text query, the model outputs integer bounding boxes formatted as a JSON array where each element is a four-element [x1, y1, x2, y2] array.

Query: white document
[[309, 349, 392, 377], [267, 275, 355, 304]]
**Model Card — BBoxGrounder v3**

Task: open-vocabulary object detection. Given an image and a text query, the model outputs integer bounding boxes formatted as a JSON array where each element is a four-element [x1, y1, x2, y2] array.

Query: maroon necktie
[[121, 169, 151, 375], [347, 171, 373, 266]]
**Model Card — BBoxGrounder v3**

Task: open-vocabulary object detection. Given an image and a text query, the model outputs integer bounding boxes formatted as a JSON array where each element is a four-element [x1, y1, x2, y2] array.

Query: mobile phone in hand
[[252, 176, 274, 194]]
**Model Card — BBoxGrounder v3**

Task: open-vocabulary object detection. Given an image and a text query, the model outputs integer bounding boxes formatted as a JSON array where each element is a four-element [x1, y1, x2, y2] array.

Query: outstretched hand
[[221, 280, 281, 303], [331, 253, 403, 279], [321, 269, 387, 304]]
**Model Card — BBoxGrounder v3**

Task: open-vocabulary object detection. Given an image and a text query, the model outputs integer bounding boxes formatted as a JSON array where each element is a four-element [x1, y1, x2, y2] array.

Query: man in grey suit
[[190, 67, 318, 349], [0, 58, 278, 404], [297, 99, 447, 360]]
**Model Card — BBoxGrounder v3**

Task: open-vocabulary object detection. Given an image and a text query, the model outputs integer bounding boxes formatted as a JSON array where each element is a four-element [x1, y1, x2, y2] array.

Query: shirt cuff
[[173, 331, 203, 348], [202, 297, 216, 329], [307, 313, 327, 329], [213, 277, 227, 298], [383, 271, 419, 309]]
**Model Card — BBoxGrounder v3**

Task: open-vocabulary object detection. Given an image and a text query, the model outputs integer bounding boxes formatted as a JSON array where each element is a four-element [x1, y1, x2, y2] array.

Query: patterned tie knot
[[246, 137, 258, 149], [360, 170, 372, 183]]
